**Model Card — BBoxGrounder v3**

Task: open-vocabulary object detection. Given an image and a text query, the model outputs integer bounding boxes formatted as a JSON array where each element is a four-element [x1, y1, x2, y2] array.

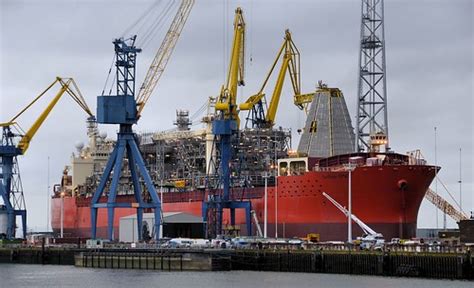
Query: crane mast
[[215, 7, 245, 124]]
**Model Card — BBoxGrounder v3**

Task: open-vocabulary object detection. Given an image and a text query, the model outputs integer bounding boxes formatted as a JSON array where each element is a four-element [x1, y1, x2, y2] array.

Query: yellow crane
[[1, 77, 93, 154], [202, 7, 252, 238], [0, 77, 92, 239], [239, 29, 313, 128], [215, 7, 245, 125], [136, 0, 195, 118]]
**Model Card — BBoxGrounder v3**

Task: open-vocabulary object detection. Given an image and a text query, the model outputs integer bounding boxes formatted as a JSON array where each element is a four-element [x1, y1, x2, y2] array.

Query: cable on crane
[[107, 73, 117, 96], [249, 0, 253, 66], [101, 54, 116, 96], [189, 101, 208, 122], [139, 0, 177, 49], [222, 0, 228, 85], [436, 176, 463, 211], [121, 0, 163, 38]]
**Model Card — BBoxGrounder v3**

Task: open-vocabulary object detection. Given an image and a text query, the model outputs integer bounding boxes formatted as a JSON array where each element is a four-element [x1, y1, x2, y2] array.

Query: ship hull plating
[[51, 164, 436, 241]]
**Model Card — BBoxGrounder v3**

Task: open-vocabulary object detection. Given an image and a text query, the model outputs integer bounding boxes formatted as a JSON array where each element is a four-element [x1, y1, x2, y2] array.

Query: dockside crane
[[90, 0, 194, 241], [0, 77, 92, 239], [202, 7, 252, 238], [239, 29, 313, 128]]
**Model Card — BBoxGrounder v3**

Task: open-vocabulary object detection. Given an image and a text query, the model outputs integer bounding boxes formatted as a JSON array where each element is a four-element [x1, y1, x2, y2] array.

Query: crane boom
[[424, 188, 468, 222], [215, 7, 245, 123], [266, 30, 298, 125], [0, 77, 91, 239], [136, 0, 194, 118], [1, 77, 92, 154], [251, 210, 263, 238], [322, 192, 378, 236], [239, 30, 312, 127]]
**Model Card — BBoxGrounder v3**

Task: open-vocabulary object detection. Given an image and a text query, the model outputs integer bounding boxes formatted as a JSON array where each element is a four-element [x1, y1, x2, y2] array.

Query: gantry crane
[[90, 0, 194, 241], [0, 77, 92, 239], [202, 7, 252, 238], [239, 29, 313, 128]]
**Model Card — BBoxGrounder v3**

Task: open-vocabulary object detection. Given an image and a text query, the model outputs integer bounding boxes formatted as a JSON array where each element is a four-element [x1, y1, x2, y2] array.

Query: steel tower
[[91, 36, 162, 241], [356, 0, 389, 152], [0, 127, 27, 239]]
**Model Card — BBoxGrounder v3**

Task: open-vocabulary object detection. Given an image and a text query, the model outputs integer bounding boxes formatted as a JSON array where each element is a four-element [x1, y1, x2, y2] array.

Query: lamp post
[[60, 191, 65, 238], [348, 162, 352, 243], [347, 157, 358, 243], [274, 142, 278, 239], [263, 171, 268, 238], [159, 179, 163, 239]]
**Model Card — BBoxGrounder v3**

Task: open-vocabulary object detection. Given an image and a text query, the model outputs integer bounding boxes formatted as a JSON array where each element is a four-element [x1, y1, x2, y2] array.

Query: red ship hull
[[51, 163, 436, 241]]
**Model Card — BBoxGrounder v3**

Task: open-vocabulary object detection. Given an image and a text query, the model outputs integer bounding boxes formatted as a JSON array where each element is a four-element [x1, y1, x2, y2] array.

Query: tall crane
[[239, 29, 313, 128], [0, 77, 92, 239], [91, 0, 194, 241], [202, 7, 252, 238], [214, 7, 245, 125]]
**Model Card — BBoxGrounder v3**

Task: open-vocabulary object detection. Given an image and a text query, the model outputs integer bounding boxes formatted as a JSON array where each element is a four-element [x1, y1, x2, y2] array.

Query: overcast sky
[[1, 0, 472, 232]]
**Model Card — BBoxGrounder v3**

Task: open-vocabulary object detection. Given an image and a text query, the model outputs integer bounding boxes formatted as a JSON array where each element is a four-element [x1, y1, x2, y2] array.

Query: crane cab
[[97, 95, 137, 125]]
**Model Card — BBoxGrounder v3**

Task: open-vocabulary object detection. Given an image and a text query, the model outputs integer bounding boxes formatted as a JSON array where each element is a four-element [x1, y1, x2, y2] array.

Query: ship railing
[[406, 149, 428, 166], [300, 242, 470, 254], [314, 152, 422, 171], [312, 166, 355, 172], [382, 243, 468, 254]]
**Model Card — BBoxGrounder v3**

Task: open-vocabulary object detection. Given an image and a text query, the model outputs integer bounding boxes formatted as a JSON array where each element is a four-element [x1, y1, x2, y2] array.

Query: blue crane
[[90, 0, 194, 241]]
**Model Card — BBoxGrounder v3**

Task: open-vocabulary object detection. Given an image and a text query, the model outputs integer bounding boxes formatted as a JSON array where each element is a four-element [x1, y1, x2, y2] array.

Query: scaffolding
[[67, 111, 290, 199], [151, 126, 291, 192]]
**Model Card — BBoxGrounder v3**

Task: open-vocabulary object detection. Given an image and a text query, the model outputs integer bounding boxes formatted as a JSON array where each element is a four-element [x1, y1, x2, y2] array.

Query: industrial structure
[[297, 82, 355, 158], [46, 0, 468, 243], [356, 0, 389, 152], [239, 29, 313, 128], [0, 77, 92, 239], [202, 7, 253, 238], [90, 0, 194, 241]]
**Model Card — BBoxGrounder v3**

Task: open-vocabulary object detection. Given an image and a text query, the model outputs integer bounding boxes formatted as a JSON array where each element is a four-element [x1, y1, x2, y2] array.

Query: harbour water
[[0, 264, 471, 288]]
